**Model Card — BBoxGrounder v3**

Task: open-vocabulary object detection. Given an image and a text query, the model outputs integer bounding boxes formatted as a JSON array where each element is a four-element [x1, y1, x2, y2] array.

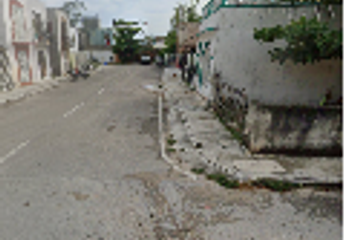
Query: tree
[[166, 2, 201, 55], [254, 16, 342, 65], [186, 5, 201, 22], [164, 30, 177, 54], [61, 0, 86, 28], [170, 3, 201, 30], [112, 19, 142, 63]]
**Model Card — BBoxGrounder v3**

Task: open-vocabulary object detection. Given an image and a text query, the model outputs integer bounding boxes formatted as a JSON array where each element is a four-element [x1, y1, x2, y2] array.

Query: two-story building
[[1, 0, 53, 91], [0, 0, 33, 89], [47, 8, 70, 77]]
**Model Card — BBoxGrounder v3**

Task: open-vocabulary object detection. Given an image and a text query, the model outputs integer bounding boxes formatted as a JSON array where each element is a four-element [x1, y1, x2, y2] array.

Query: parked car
[[140, 55, 151, 65]]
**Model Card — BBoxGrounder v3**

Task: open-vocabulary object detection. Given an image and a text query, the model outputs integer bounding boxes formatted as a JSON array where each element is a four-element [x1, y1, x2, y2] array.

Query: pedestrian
[[179, 52, 187, 81]]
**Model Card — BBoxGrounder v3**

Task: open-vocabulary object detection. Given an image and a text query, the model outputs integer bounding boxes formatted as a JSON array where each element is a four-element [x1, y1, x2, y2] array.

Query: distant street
[[0, 65, 341, 240]]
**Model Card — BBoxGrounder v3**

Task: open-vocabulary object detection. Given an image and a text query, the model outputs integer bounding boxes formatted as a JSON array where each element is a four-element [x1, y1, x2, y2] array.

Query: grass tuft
[[206, 173, 240, 189], [167, 137, 177, 146], [167, 147, 176, 153]]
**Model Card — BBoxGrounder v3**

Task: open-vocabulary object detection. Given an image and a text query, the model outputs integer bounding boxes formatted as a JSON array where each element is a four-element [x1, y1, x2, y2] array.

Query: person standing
[[179, 51, 187, 81]]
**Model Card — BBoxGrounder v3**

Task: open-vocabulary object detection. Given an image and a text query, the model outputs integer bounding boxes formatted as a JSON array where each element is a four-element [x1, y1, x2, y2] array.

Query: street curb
[[158, 89, 197, 181]]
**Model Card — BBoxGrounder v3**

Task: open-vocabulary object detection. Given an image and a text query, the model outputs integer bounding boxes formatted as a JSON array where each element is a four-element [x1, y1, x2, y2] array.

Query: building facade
[[1, 0, 53, 91], [177, 22, 199, 54], [28, 0, 51, 82], [80, 26, 115, 64], [0, 0, 33, 90], [47, 8, 70, 77]]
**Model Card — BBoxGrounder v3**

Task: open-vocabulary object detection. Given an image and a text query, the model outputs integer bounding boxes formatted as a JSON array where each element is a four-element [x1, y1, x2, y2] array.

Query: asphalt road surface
[[0, 65, 342, 240]]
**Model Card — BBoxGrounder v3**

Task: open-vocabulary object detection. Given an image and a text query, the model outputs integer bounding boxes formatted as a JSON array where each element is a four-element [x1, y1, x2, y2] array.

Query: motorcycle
[[67, 67, 90, 82]]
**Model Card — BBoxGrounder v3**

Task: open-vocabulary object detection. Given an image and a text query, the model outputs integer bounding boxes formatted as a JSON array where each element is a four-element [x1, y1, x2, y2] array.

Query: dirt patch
[[107, 125, 116, 132], [69, 192, 90, 201]]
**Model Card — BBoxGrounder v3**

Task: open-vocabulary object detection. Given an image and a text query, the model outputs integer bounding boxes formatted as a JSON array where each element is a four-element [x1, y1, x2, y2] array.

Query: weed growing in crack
[[252, 178, 301, 192], [191, 167, 205, 175], [167, 135, 177, 146], [167, 148, 176, 153], [206, 172, 240, 189]]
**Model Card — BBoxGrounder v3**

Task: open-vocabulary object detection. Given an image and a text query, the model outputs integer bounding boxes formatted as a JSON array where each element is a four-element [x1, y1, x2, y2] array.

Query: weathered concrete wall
[[245, 102, 342, 156], [197, 2, 342, 106], [76, 51, 90, 67], [0, 0, 6, 46], [47, 8, 60, 77]]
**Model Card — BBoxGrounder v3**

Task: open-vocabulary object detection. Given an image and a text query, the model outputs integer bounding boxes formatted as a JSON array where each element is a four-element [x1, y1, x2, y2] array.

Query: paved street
[[0, 65, 342, 240]]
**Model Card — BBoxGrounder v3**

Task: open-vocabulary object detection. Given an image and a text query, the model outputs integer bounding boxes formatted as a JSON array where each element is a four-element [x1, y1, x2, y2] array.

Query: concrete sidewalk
[[0, 65, 103, 106], [0, 79, 61, 105], [162, 68, 342, 185]]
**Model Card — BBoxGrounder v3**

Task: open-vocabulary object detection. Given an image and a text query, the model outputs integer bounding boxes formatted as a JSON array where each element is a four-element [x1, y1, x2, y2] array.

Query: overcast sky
[[41, 0, 209, 36]]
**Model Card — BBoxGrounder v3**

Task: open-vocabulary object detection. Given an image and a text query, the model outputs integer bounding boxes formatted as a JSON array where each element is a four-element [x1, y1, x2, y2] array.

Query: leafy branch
[[61, 0, 86, 28], [254, 17, 342, 64]]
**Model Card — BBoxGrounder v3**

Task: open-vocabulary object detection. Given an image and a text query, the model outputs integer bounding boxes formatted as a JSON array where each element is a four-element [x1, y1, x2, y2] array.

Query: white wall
[[69, 27, 79, 52], [76, 51, 90, 67], [197, 3, 342, 106], [82, 50, 114, 63], [56, 10, 70, 75], [27, 0, 47, 21], [0, 0, 6, 46]]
